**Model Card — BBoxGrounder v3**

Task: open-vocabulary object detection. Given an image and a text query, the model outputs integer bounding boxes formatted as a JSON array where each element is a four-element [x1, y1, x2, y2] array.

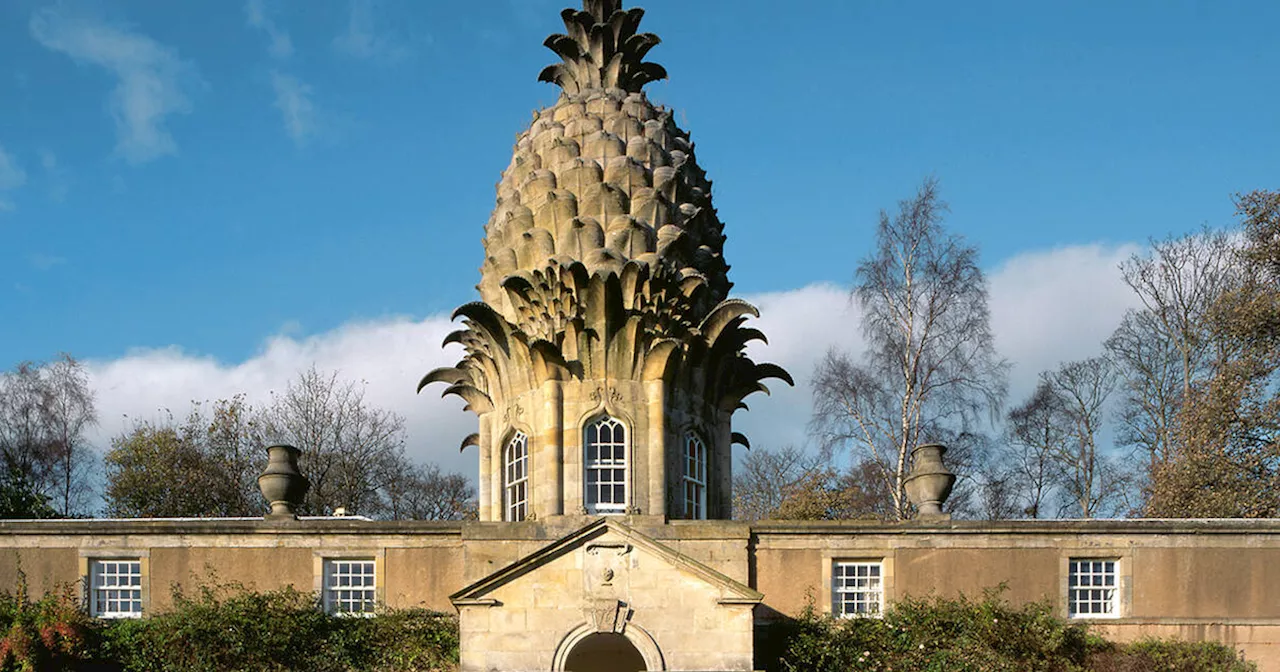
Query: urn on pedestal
[[258, 444, 310, 519], [903, 443, 956, 519]]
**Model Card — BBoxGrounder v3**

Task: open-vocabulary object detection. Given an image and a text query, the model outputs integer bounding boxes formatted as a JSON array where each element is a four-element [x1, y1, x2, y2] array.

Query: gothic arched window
[[504, 431, 529, 522], [683, 432, 707, 519], [584, 416, 627, 514]]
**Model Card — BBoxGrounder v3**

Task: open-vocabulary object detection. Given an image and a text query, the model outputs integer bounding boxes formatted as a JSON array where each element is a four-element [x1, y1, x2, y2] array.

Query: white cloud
[[87, 316, 476, 475], [83, 243, 1142, 483], [270, 71, 318, 146], [333, 0, 411, 63], [987, 243, 1142, 400], [0, 144, 25, 211], [30, 7, 196, 164], [244, 0, 294, 60], [735, 243, 1142, 452]]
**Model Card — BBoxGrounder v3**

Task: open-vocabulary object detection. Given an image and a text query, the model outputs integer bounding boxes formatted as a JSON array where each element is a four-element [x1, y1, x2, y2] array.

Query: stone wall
[[1, 517, 1278, 670], [751, 519, 1280, 670]]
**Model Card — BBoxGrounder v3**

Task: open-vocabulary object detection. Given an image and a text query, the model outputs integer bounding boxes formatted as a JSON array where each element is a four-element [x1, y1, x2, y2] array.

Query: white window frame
[[1067, 558, 1119, 619], [584, 416, 627, 515], [89, 559, 143, 619], [833, 560, 884, 618], [505, 431, 529, 522], [322, 558, 377, 616], [683, 432, 707, 519]]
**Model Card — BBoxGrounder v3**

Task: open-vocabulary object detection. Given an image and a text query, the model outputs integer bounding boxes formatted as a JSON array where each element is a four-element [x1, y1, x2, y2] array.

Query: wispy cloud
[[270, 71, 318, 146], [244, 1, 320, 145], [38, 149, 70, 202], [29, 253, 67, 271], [244, 0, 293, 60], [29, 7, 197, 164], [0, 144, 25, 211], [333, 0, 412, 63]]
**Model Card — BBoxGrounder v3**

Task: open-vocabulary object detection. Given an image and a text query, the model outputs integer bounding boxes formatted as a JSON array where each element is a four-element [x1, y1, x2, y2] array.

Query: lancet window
[[683, 432, 707, 519], [505, 431, 529, 522], [584, 416, 627, 514]]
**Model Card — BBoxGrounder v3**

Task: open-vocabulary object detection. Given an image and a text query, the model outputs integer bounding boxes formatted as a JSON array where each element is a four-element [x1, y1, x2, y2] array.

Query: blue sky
[[0, 1, 1277, 473], [2, 0, 1276, 366]]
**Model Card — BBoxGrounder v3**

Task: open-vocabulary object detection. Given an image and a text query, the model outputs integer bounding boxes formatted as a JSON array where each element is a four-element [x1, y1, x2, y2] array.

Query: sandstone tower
[[421, 0, 791, 522]]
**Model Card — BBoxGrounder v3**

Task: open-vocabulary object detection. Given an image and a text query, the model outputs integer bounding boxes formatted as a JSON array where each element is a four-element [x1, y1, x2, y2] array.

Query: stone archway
[[564, 633, 646, 671], [552, 622, 665, 671]]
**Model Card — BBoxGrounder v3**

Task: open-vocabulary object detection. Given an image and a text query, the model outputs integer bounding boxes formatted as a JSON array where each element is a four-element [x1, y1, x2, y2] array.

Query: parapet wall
[[1, 517, 1277, 670], [751, 519, 1280, 668]]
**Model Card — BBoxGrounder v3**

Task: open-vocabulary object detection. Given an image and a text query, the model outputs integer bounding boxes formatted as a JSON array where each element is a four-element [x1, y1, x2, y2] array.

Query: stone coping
[[0, 517, 465, 535], [750, 518, 1280, 535], [2, 516, 1279, 537]]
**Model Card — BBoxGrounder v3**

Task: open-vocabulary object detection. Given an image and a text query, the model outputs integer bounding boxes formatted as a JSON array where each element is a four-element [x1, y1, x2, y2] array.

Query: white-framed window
[[683, 432, 707, 519], [584, 416, 627, 514], [1068, 558, 1119, 619], [833, 560, 883, 618], [505, 431, 529, 522], [323, 559, 376, 615], [90, 559, 143, 618]]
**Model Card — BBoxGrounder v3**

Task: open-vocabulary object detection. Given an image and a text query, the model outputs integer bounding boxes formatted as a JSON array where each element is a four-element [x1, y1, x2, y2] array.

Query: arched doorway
[[564, 633, 647, 672]]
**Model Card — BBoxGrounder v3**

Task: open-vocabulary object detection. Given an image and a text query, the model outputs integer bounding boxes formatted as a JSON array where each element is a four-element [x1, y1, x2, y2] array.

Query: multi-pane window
[[505, 431, 529, 522], [323, 559, 376, 615], [833, 561, 883, 618], [1068, 559, 1118, 618], [90, 559, 142, 618], [584, 416, 627, 514], [683, 433, 707, 519]]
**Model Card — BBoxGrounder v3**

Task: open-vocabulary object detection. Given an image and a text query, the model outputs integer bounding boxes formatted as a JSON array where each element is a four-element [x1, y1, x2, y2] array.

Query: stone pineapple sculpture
[[422, 0, 791, 521]]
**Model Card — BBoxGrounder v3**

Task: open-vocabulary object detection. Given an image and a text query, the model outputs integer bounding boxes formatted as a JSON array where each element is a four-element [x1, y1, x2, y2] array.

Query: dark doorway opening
[[565, 632, 647, 672]]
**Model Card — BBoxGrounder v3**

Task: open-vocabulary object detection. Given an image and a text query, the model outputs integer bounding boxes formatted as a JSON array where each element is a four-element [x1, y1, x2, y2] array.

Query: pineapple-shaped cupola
[[538, 0, 667, 94], [422, 0, 791, 523]]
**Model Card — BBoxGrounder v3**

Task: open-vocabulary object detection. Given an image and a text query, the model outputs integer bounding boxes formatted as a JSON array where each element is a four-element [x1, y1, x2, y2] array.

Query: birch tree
[[812, 179, 1008, 519], [1106, 229, 1240, 477]]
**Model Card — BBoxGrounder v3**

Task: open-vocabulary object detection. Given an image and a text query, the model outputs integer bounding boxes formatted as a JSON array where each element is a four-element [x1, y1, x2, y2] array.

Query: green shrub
[[767, 588, 1255, 672], [1088, 638, 1255, 672], [0, 573, 96, 672], [95, 582, 458, 672]]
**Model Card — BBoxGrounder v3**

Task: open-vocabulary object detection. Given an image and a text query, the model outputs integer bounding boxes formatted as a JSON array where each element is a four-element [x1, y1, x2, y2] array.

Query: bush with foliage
[[762, 589, 1254, 672], [0, 576, 96, 672], [97, 582, 458, 672], [1, 577, 457, 672], [1089, 639, 1256, 672]]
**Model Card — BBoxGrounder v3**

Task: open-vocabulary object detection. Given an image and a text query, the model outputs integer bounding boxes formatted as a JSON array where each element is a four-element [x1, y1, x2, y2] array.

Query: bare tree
[[262, 367, 408, 517], [0, 355, 97, 517], [0, 363, 54, 500], [732, 445, 821, 522], [1001, 381, 1069, 518], [1043, 357, 1130, 518], [42, 355, 97, 515], [384, 462, 476, 520], [1106, 229, 1241, 476], [812, 179, 1008, 519]]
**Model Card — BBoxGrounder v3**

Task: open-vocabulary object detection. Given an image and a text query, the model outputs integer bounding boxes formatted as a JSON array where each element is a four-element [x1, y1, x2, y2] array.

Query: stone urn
[[903, 443, 956, 517], [258, 444, 310, 518]]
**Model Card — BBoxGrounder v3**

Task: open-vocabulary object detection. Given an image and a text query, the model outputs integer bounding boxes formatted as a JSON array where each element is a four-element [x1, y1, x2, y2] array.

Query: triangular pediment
[[450, 518, 763, 606]]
